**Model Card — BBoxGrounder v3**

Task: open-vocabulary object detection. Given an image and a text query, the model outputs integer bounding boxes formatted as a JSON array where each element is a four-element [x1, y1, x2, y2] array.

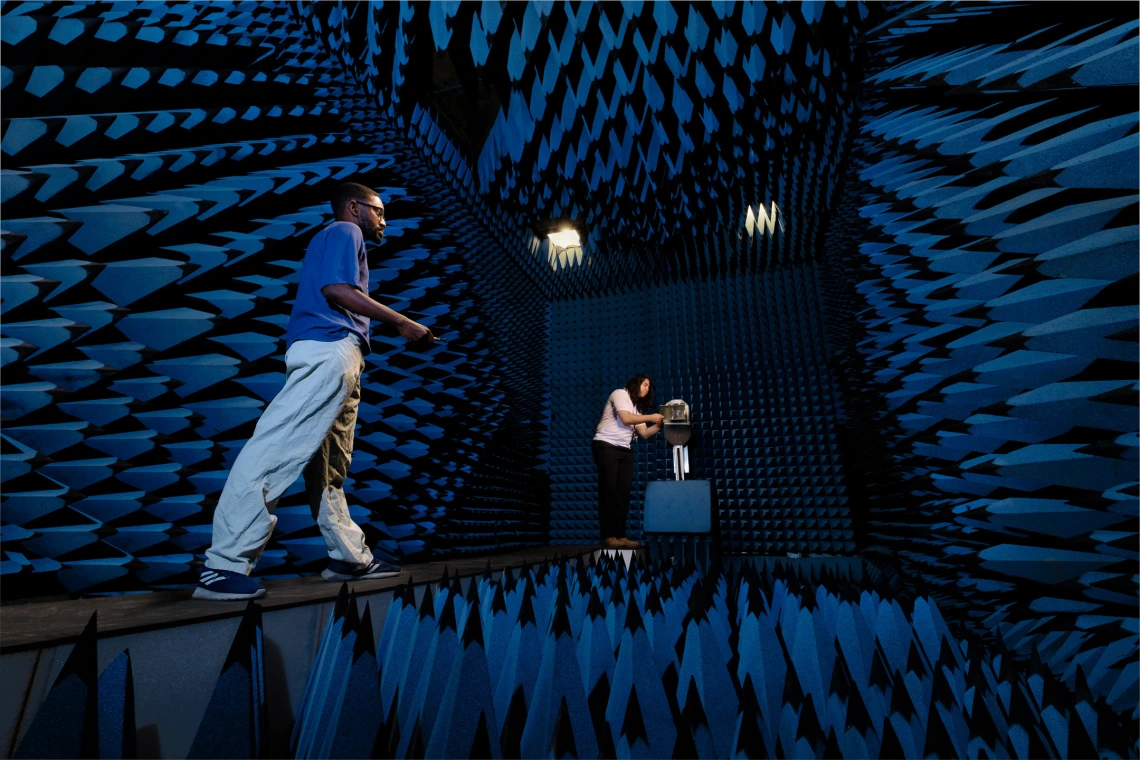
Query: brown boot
[[617, 537, 641, 549], [601, 537, 623, 549]]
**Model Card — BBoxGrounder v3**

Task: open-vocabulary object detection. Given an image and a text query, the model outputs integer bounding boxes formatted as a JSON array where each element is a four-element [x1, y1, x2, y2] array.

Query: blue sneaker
[[192, 568, 267, 600], [322, 558, 402, 582]]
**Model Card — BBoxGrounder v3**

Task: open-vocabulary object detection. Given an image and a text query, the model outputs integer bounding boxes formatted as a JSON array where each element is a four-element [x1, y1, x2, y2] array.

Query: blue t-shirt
[[286, 222, 371, 353]]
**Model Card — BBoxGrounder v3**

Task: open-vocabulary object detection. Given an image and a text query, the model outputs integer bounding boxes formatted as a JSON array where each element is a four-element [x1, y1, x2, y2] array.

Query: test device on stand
[[644, 399, 714, 567], [661, 400, 691, 480]]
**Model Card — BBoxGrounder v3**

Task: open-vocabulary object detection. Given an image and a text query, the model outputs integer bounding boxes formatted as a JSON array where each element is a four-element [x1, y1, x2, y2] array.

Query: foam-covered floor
[[17, 554, 1137, 758]]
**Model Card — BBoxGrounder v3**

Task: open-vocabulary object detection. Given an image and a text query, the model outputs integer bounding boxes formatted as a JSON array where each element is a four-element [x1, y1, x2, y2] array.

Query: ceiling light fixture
[[744, 201, 785, 238], [547, 228, 581, 249], [533, 218, 588, 271]]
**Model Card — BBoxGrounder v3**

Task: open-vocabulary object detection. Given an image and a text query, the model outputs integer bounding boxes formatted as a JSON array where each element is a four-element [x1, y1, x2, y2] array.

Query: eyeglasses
[[354, 200, 385, 219]]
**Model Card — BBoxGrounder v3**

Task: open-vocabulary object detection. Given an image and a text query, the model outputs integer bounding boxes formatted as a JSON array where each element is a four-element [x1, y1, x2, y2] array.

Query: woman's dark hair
[[624, 374, 656, 414]]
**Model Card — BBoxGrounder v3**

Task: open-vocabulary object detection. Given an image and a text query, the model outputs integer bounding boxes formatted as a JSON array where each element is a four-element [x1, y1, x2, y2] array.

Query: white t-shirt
[[593, 389, 645, 448]]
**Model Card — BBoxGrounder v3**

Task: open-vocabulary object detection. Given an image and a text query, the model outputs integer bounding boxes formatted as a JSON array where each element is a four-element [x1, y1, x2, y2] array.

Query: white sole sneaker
[[321, 568, 402, 582], [192, 586, 267, 601]]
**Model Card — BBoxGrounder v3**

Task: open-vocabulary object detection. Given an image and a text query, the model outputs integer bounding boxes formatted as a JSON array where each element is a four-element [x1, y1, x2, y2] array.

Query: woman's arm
[[617, 410, 664, 426], [636, 422, 662, 439]]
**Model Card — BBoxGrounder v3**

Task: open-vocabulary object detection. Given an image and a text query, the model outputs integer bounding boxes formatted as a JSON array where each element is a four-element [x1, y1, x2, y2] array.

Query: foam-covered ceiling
[[309, 1, 881, 287]]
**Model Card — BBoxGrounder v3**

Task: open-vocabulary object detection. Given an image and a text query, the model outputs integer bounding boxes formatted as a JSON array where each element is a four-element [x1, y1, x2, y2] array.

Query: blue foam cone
[[733, 673, 771, 759], [501, 570, 525, 627], [657, 581, 685, 667], [675, 581, 738, 758], [376, 578, 413, 715], [396, 589, 460, 757], [642, 584, 677, 679], [449, 574, 466, 627], [434, 566, 452, 619], [792, 693, 827, 757], [328, 601, 385, 759], [298, 593, 359, 759], [292, 584, 350, 755], [498, 684, 529, 759], [789, 603, 827, 722], [568, 582, 588, 639], [532, 572, 557, 633], [519, 600, 598, 759], [605, 582, 628, 649], [98, 650, 137, 760], [578, 585, 617, 757], [376, 577, 410, 677], [15, 612, 100, 759], [188, 601, 267, 759], [577, 586, 616, 698], [492, 589, 542, 726], [484, 582, 515, 692], [677, 678, 717, 758], [394, 583, 438, 730], [605, 597, 676, 758], [965, 671, 1005, 757], [737, 610, 785, 752], [425, 585, 502, 758]]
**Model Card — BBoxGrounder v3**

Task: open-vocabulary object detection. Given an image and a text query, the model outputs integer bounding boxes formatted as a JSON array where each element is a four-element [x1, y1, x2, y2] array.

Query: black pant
[[593, 440, 633, 540]]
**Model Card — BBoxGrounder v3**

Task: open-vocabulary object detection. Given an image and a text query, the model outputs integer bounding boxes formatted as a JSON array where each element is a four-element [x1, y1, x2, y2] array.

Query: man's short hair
[[332, 182, 379, 215]]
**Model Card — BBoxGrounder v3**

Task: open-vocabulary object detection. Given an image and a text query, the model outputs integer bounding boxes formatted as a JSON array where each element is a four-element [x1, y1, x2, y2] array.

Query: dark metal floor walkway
[[0, 544, 608, 653]]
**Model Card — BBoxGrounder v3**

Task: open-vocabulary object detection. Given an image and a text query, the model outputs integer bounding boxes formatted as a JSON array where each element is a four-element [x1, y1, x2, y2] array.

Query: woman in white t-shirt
[[592, 374, 664, 549]]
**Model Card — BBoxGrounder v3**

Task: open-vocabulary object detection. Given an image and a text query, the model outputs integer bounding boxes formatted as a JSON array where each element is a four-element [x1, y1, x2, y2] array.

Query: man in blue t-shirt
[[195, 182, 433, 600]]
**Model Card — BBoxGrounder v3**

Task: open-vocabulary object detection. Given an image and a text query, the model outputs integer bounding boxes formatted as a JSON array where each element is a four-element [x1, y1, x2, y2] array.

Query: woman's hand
[[618, 410, 664, 426], [638, 422, 663, 439]]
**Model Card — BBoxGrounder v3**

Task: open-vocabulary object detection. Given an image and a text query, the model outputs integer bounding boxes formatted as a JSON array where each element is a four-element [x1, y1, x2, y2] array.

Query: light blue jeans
[[204, 335, 374, 574]]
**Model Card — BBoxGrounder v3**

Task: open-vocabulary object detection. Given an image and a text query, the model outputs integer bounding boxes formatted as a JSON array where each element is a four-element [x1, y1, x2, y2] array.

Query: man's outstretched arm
[[321, 283, 434, 343]]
